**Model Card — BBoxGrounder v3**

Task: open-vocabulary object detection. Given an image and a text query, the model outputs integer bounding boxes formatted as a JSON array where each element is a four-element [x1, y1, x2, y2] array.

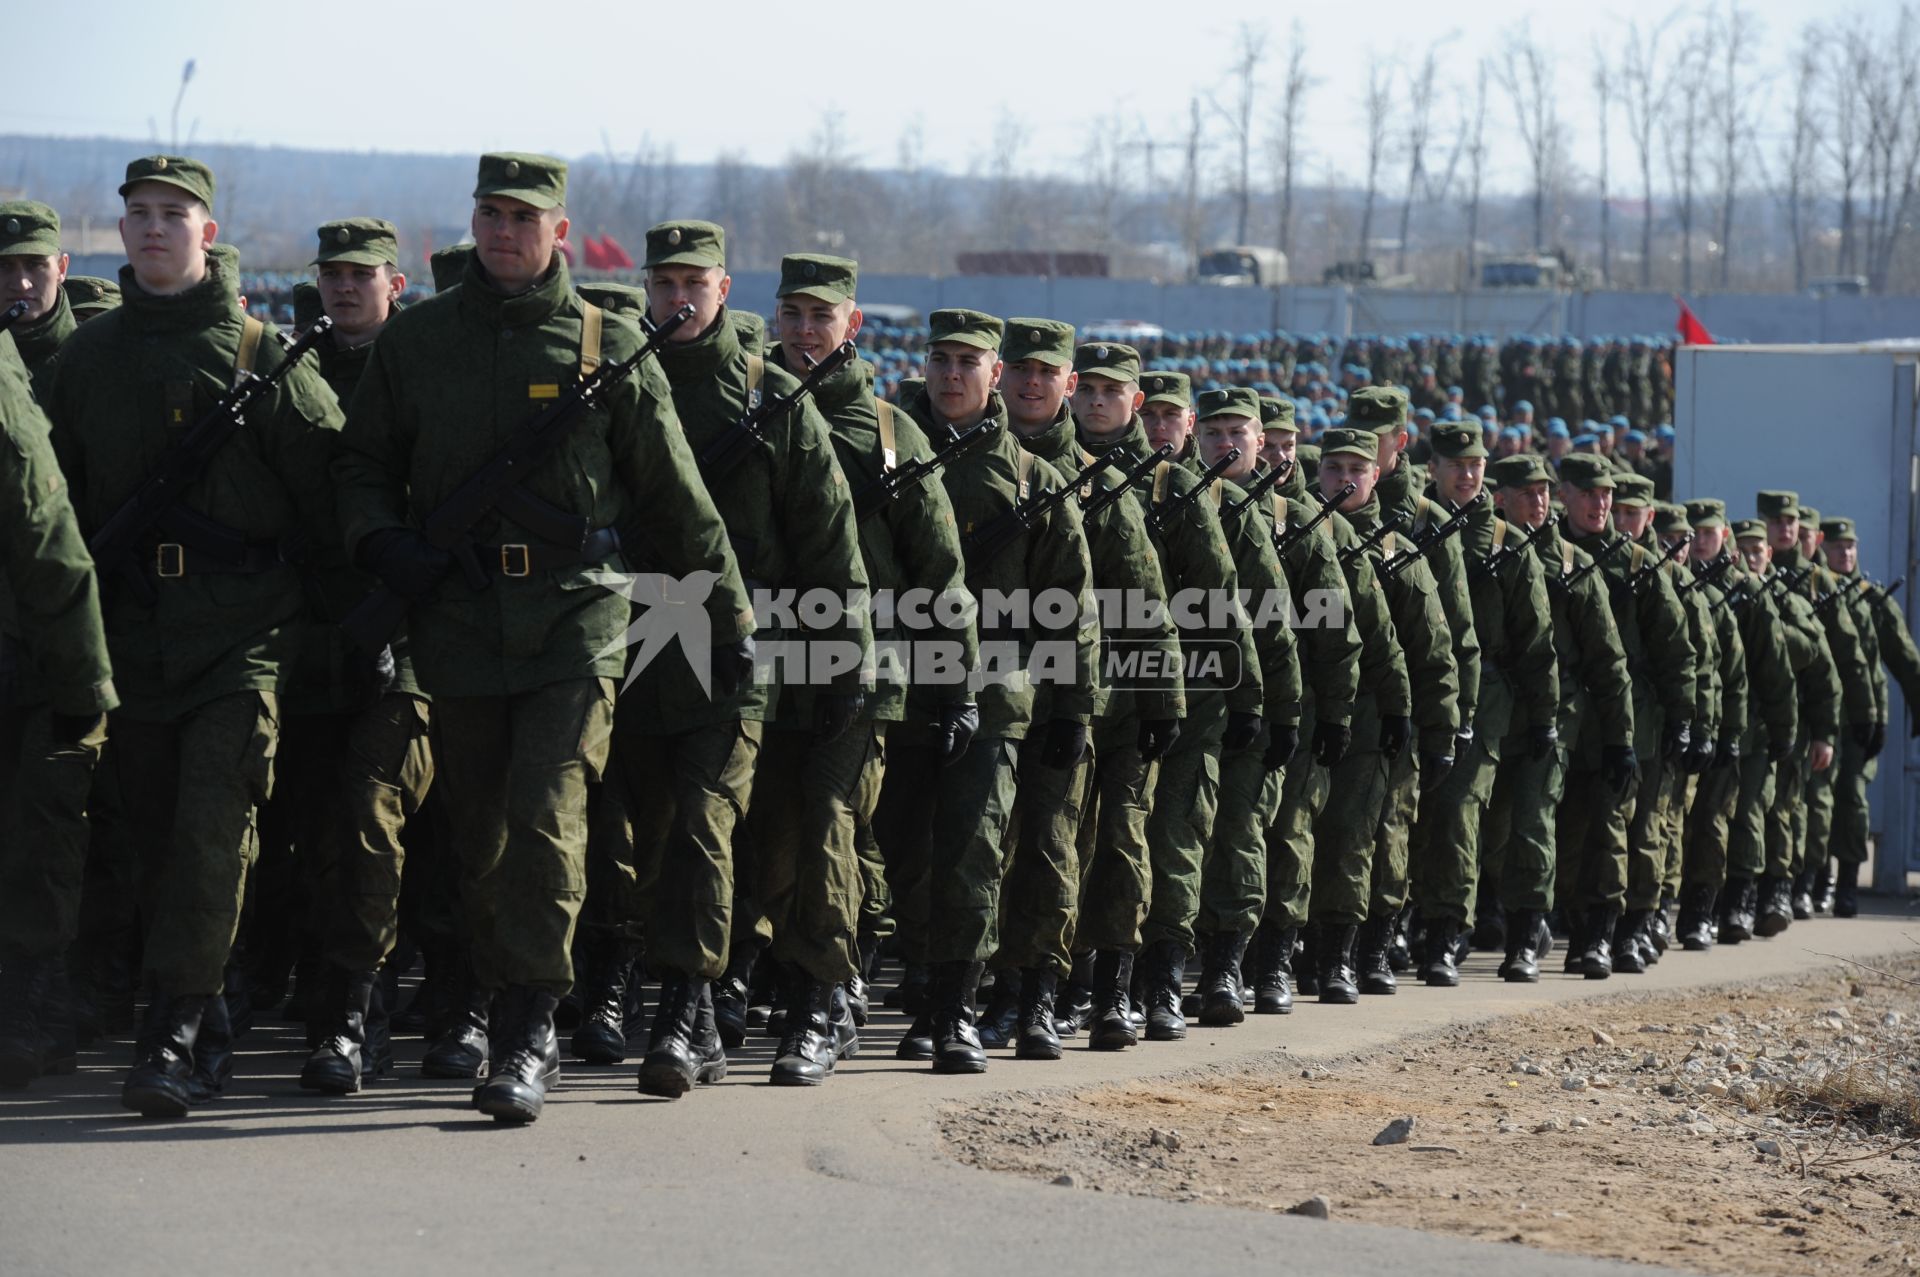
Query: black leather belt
[[149, 538, 291, 578], [480, 527, 622, 578]]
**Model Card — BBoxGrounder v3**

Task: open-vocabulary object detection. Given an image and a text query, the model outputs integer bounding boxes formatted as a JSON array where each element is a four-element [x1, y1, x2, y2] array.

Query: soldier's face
[[1320, 453, 1377, 511], [1692, 526, 1728, 561], [1664, 533, 1691, 563], [1073, 374, 1143, 438], [998, 359, 1076, 432], [925, 342, 1000, 423], [1765, 513, 1799, 552], [472, 197, 566, 293], [1612, 505, 1654, 538], [645, 263, 730, 341], [1559, 484, 1612, 536], [1825, 539, 1859, 574], [1501, 480, 1551, 529], [775, 295, 861, 375], [1738, 538, 1771, 574], [1798, 527, 1822, 558], [120, 183, 216, 295], [316, 262, 403, 340], [1259, 428, 1297, 473], [1430, 455, 1485, 508], [1372, 429, 1405, 470], [1140, 402, 1192, 453], [0, 252, 68, 322], [1196, 416, 1258, 481]]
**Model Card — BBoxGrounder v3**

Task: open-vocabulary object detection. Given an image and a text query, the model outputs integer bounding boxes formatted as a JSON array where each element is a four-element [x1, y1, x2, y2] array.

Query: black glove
[[345, 643, 398, 707], [48, 711, 104, 745], [1712, 737, 1741, 768], [1417, 749, 1454, 793], [1661, 718, 1691, 764], [1038, 717, 1089, 770], [1602, 744, 1639, 796], [1527, 723, 1559, 761], [1137, 717, 1181, 762], [1850, 721, 1877, 751], [1223, 710, 1263, 751], [1767, 735, 1795, 763], [710, 635, 756, 700], [1683, 732, 1715, 775], [812, 691, 864, 743], [1378, 715, 1411, 762], [1867, 720, 1888, 759], [1312, 719, 1352, 767], [936, 701, 979, 766], [1263, 724, 1300, 772], [357, 528, 454, 600]]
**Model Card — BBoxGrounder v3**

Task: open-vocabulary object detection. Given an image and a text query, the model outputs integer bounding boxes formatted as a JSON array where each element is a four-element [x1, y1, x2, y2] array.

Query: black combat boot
[[34, 957, 77, 1079], [1790, 867, 1816, 921], [638, 971, 725, 1097], [1718, 877, 1754, 942], [1317, 925, 1359, 1004], [300, 968, 376, 1095], [362, 972, 394, 1081], [1015, 967, 1061, 1060], [475, 987, 561, 1123], [976, 969, 1023, 1050], [1470, 896, 1506, 952], [1197, 931, 1249, 1027], [1387, 914, 1413, 974], [845, 935, 880, 1027], [1141, 941, 1187, 1042], [886, 962, 930, 1015], [1562, 908, 1588, 974], [185, 992, 233, 1104], [1648, 897, 1675, 954], [1499, 910, 1543, 983], [1579, 907, 1618, 979], [1250, 924, 1295, 1014], [1834, 867, 1860, 918], [1356, 915, 1397, 995], [1086, 951, 1138, 1050], [1054, 951, 1093, 1036], [0, 957, 49, 1089], [422, 964, 490, 1078], [1611, 910, 1649, 974], [770, 968, 837, 1086], [710, 940, 760, 1050], [570, 938, 636, 1065], [1294, 926, 1321, 997], [1812, 859, 1834, 913], [930, 960, 987, 1074], [122, 995, 205, 1118], [1420, 917, 1459, 983], [1754, 876, 1793, 937], [1678, 885, 1718, 951], [828, 983, 859, 1061]]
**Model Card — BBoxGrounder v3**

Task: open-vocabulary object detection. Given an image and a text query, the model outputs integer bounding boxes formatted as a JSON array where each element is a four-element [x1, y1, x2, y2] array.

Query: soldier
[[986, 321, 1179, 1059], [0, 344, 117, 1088], [0, 201, 74, 394], [336, 155, 752, 1122], [883, 308, 1096, 1072], [1188, 388, 1302, 1025], [1412, 423, 1557, 984], [63, 277, 121, 322], [1648, 500, 1721, 958], [40, 156, 341, 1117], [620, 220, 869, 1094]]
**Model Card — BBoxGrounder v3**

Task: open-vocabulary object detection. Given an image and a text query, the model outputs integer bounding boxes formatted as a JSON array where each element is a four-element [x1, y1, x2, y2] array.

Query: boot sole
[[1420, 974, 1460, 988], [1015, 1042, 1063, 1060], [1198, 1004, 1245, 1027], [299, 1068, 362, 1095], [637, 1060, 694, 1098], [1145, 1023, 1186, 1042], [1502, 969, 1540, 983], [570, 1046, 628, 1065], [1754, 917, 1791, 938], [121, 1082, 191, 1118], [475, 1086, 544, 1123], [931, 1057, 988, 1074], [1253, 1003, 1293, 1015], [422, 1056, 486, 1080], [1087, 1036, 1136, 1051], [1317, 991, 1358, 1005], [1582, 968, 1612, 980]]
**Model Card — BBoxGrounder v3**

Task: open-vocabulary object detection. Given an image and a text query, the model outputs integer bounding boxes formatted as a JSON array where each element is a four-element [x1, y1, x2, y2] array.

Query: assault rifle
[[0, 299, 27, 333], [1676, 552, 1734, 596], [1380, 492, 1487, 581], [1220, 458, 1292, 518], [1338, 511, 1408, 569], [1549, 533, 1626, 595], [1146, 448, 1241, 536], [1624, 535, 1687, 596], [852, 417, 1000, 521], [1078, 442, 1176, 522], [1470, 517, 1554, 582], [1273, 482, 1356, 557], [697, 338, 857, 482], [962, 449, 1121, 579]]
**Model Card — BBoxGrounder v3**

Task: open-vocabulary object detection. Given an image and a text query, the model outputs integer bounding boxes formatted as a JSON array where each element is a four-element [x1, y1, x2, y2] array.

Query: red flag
[[582, 235, 610, 270], [601, 233, 635, 269], [1674, 297, 1715, 346]]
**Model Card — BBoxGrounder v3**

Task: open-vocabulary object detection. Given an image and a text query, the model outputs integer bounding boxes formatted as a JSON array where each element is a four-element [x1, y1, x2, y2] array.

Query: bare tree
[[1357, 54, 1392, 261], [1707, 2, 1759, 287], [1181, 97, 1206, 273], [1779, 27, 1825, 290], [1501, 23, 1563, 252], [1855, 6, 1920, 291], [1211, 22, 1268, 246], [1395, 39, 1451, 275], [1620, 14, 1676, 287], [1463, 64, 1490, 284], [1827, 18, 1869, 276], [1268, 21, 1313, 260], [1662, 21, 1714, 291], [1593, 42, 1614, 286]]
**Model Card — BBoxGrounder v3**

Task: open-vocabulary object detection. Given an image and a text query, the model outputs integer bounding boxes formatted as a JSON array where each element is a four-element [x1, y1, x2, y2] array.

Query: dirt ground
[[941, 957, 1920, 1275]]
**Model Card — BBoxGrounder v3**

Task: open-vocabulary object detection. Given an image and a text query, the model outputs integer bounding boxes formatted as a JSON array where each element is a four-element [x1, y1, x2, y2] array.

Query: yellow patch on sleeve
[[528, 383, 561, 400]]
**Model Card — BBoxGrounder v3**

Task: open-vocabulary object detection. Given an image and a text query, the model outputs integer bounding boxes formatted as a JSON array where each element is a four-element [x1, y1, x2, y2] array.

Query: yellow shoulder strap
[[1015, 446, 1037, 500], [1563, 544, 1576, 574], [745, 354, 766, 410], [1271, 492, 1289, 526], [1210, 483, 1224, 508], [235, 314, 266, 378], [1491, 519, 1508, 550], [579, 301, 604, 379], [875, 399, 898, 472], [1380, 531, 1399, 557], [1152, 460, 1172, 504], [1629, 543, 1648, 571]]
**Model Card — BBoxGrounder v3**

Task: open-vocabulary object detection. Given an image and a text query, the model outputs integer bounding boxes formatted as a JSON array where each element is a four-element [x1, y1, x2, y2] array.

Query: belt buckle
[[499, 544, 532, 578], [155, 543, 185, 578]]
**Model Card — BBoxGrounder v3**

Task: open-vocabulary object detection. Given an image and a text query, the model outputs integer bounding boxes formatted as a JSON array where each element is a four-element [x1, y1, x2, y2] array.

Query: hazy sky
[[5, 0, 1844, 193]]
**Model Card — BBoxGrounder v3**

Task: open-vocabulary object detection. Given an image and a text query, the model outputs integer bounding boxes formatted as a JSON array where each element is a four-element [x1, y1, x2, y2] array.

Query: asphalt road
[[4, 902, 1915, 1277]]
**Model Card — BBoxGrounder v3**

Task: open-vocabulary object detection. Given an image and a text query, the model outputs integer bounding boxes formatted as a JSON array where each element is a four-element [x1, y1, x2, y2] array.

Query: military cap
[[1196, 386, 1261, 421], [473, 152, 566, 209], [1822, 516, 1858, 542], [577, 281, 647, 318], [1488, 453, 1551, 488], [1756, 489, 1799, 518], [928, 308, 1004, 351], [119, 154, 215, 205], [313, 217, 399, 267], [1319, 426, 1379, 460], [1513, 399, 1534, 413], [733, 308, 767, 356], [1429, 421, 1487, 460], [1142, 371, 1191, 407], [430, 243, 473, 293], [1556, 454, 1617, 490], [1614, 473, 1656, 508], [63, 275, 120, 316], [1572, 432, 1599, 448], [1797, 505, 1822, 529], [293, 281, 323, 330], [1732, 518, 1768, 541], [1346, 385, 1409, 433], [1001, 318, 1075, 367], [645, 219, 725, 269], [1258, 395, 1296, 432], [1686, 498, 1728, 529], [1653, 503, 1691, 536], [1073, 340, 1142, 383], [777, 252, 856, 304], [0, 200, 60, 258]]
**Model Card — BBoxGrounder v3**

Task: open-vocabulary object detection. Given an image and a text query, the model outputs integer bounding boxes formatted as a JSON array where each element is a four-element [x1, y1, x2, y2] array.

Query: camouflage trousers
[[1482, 734, 1565, 915], [1366, 749, 1420, 921], [112, 691, 279, 996], [1803, 750, 1837, 873], [852, 730, 892, 945], [1662, 773, 1697, 902], [1262, 700, 1334, 931], [995, 734, 1092, 976], [1196, 722, 1285, 938], [0, 704, 108, 960], [317, 693, 435, 973], [1681, 760, 1740, 892], [1625, 756, 1682, 912], [1309, 706, 1389, 927], [1554, 763, 1634, 914], [432, 679, 614, 995], [1410, 732, 1498, 927], [1727, 746, 1777, 881], [1073, 722, 1158, 956], [1830, 736, 1877, 866], [1765, 751, 1812, 880], [1141, 693, 1227, 952]]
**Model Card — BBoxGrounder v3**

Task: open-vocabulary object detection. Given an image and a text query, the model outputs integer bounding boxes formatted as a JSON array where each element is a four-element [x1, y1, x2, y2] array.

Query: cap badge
[[1029, 329, 1042, 343], [504, 160, 521, 178], [803, 262, 817, 279], [154, 157, 169, 171], [667, 228, 682, 246], [3, 219, 16, 235], [335, 227, 351, 244], [1095, 345, 1109, 360]]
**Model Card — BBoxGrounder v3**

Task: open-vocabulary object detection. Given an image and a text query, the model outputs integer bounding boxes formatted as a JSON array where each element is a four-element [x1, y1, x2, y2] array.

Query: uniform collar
[[116, 250, 242, 333], [768, 341, 869, 419], [1078, 415, 1150, 459], [1016, 402, 1079, 466], [11, 288, 74, 368], [456, 251, 572, 330], [657, 303, 743, 386]]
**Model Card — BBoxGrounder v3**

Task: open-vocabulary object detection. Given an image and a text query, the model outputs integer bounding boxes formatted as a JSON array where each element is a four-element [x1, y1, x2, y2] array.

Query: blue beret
[[1501, 426, 1524, 440], [1440, 405, 1463, 421], [1572, 432, 1599, 447], [1655, 424, 1675, 439], [1625, 429, 1648, 444], [1446, 385, 1463, 396], [1514, 399, 1533, 413], [1609, 415, 1631, 429], [1414, 407, 1435, 421], [1548, 421, 1571, 438]]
